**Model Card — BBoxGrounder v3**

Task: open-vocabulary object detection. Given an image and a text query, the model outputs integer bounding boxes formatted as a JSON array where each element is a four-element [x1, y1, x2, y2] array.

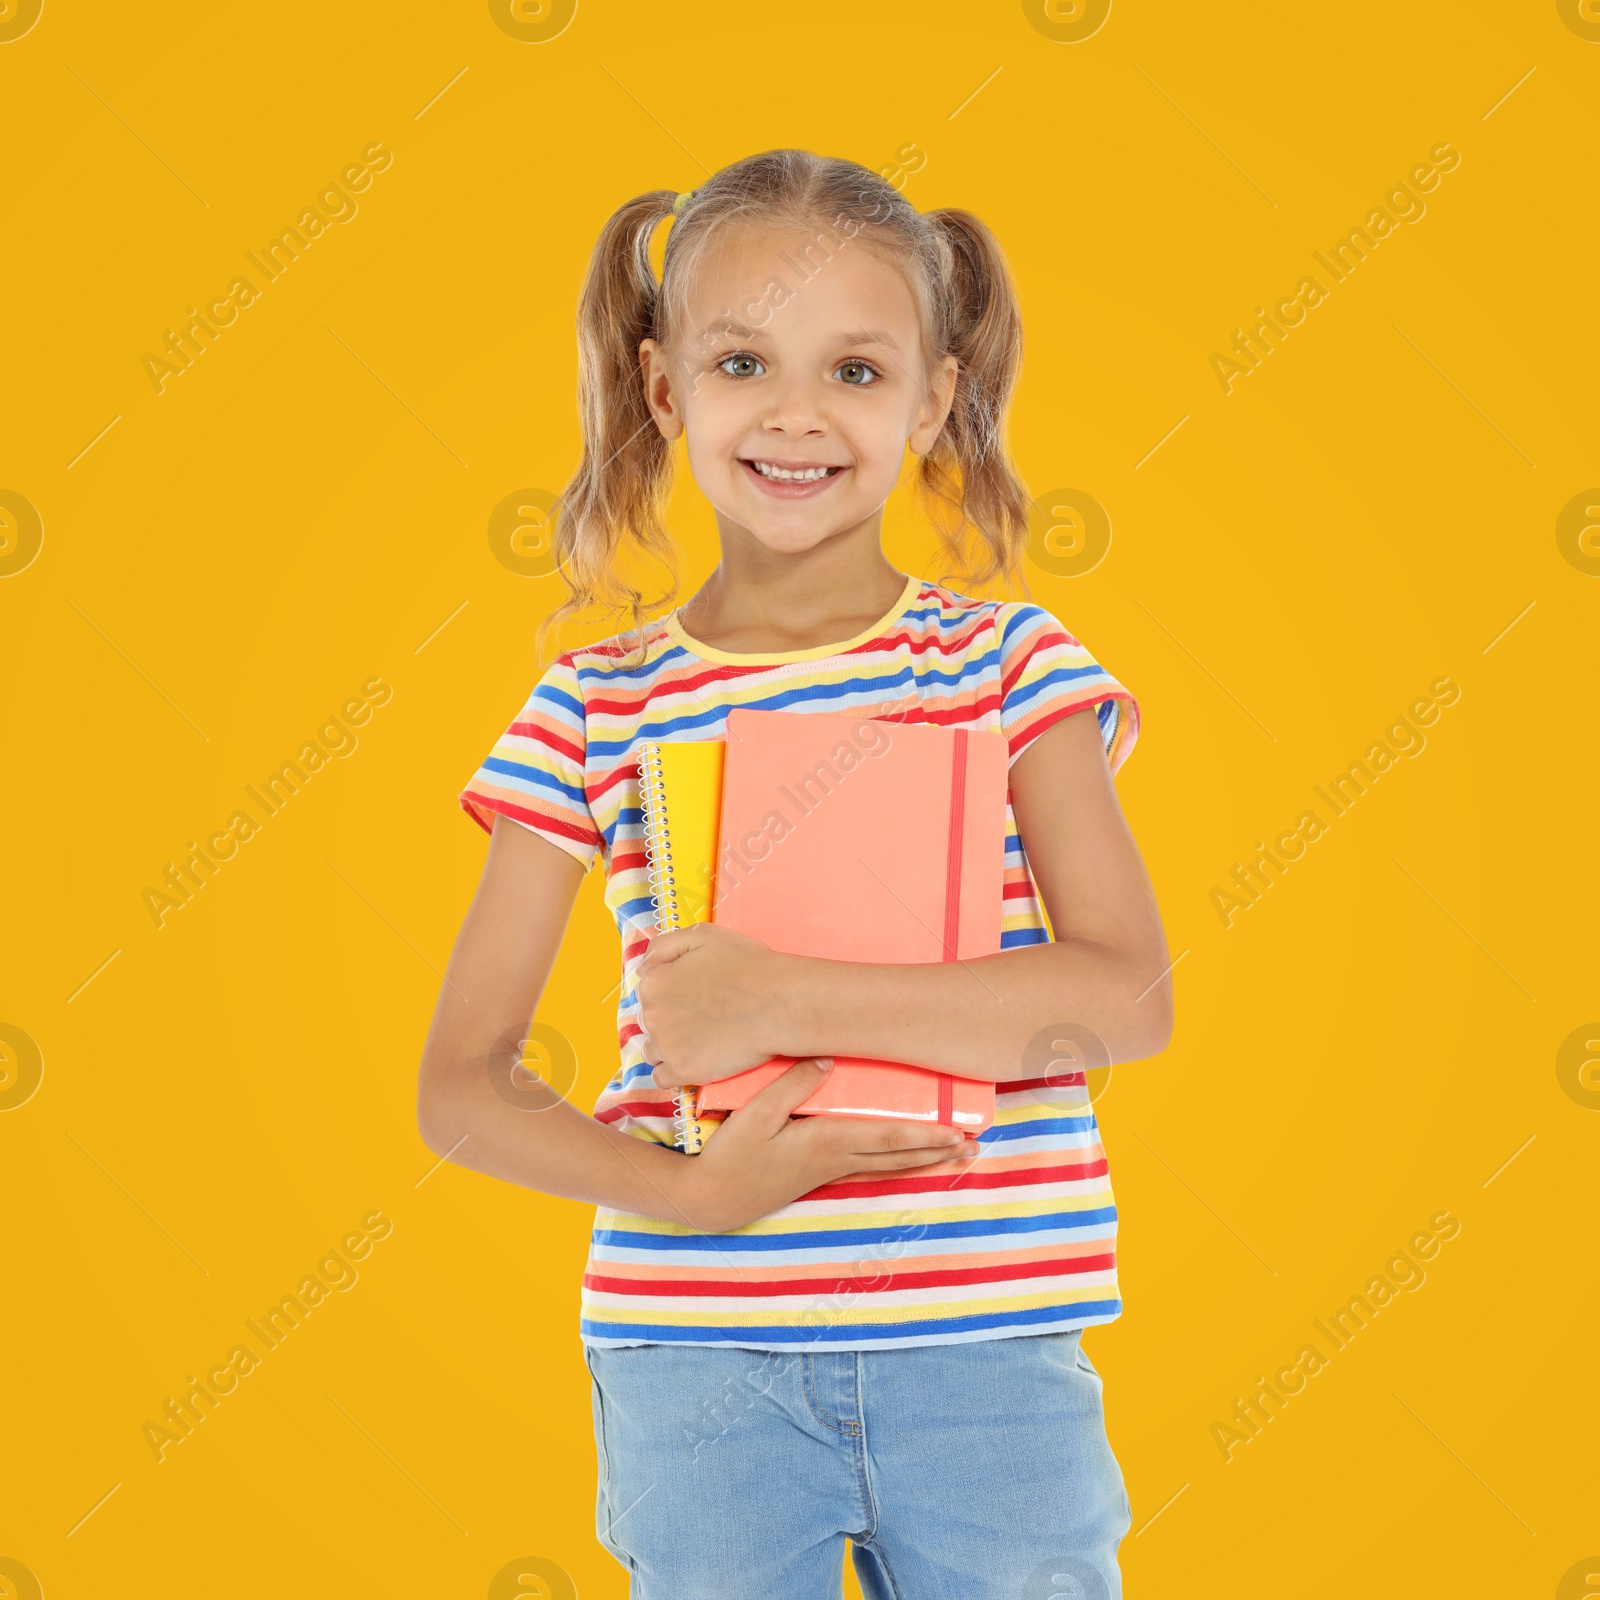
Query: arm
[[416, 814, 977, 1233], [638, 705, 1174, 1087]]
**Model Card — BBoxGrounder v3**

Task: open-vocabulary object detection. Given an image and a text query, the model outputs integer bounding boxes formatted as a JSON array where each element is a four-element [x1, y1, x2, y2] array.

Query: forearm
[[768, 938, 1172, 1083], [418, 1060, 695, 1223]]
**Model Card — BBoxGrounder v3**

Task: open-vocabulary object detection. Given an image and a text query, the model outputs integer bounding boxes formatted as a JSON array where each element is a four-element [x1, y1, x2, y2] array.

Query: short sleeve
[[996, 603, 1140, 775], [458, 655, 603, 871]]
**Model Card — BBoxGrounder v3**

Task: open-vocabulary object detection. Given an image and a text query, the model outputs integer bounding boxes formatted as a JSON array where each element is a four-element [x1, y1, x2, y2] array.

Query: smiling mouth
[[739, 458, 849, 499], [742, 459, 846, 482]]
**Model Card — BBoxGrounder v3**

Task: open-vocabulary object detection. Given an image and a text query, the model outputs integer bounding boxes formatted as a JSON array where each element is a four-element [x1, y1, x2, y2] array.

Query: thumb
[[640, 926, 700, 969]]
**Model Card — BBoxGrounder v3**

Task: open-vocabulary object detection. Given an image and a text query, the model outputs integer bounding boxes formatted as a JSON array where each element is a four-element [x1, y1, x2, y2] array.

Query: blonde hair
[[538, 148, 1031, 662]]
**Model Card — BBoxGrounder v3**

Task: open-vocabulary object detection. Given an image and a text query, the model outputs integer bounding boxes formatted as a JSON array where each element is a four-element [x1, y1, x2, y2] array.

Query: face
[[639, 222, 958, 557]]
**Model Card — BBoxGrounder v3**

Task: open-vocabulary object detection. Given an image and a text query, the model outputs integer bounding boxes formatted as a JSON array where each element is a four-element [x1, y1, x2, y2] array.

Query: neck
[[679, 511, 908, 654]]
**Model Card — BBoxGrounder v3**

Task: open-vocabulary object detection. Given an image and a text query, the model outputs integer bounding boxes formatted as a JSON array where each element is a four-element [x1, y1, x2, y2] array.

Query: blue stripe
[[479, 757, 588, 806], [1005, 662, 1109, 717], [997, 602, 1051, 651], [589, 655, 1051, 762], [615, 892, 655, 923], [580, 1298, 1122, 1345], [587, 649, 1037, 759], [592, 1205, 1119, 1254], [523, 678, 586, 722], [574, 596, 998, 695], [588, 668, 930, 756], [575, 640, 698, 689], [983, 1113, 1102, 1139]]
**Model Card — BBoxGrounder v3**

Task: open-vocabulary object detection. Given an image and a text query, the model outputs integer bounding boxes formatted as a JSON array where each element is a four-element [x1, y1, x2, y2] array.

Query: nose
[[760, 367, 830, 437]]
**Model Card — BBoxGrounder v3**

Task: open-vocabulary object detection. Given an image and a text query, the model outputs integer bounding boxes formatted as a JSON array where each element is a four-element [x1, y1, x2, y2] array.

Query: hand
[[635, 922, 796, 1086], [670, 1058, 981, 1234]]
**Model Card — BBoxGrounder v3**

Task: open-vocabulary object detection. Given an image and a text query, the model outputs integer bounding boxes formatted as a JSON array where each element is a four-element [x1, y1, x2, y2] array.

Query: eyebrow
[[845, 326, 902, 353], [693, 318, 903, 354]]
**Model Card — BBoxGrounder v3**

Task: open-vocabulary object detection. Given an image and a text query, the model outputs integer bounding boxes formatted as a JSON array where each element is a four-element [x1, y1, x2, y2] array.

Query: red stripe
[[504, 722, 586, 764], [942, 728, 967, 960], [590, 762, 639, 807], [593, 1099, 677, 1125], [800, 1157, 1110, 1200], [584, 601, 1019, 718], [932, 730, 967, 1128], [1004, 1072, 1088, 1091], [584, 1251, 1117, 1299], [459, 792, 601, 848], [997, 618, 1075, 700]]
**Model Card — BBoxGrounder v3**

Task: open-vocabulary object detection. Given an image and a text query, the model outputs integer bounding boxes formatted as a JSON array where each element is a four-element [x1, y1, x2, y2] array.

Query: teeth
[[751, 461, 836, 482]]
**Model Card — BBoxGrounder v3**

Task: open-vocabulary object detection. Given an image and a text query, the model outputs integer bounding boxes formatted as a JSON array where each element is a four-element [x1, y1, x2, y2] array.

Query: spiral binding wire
[[638, 743, 679, 930], [638, 743, 704, 1155]]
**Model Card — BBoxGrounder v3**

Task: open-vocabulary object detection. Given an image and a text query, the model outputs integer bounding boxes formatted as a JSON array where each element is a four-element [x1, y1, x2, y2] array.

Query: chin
[[742, 516, 851, 556]]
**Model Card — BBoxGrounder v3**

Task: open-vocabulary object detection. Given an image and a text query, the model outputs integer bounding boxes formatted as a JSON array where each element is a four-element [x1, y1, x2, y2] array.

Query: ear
[[908, 353, 959, 457], [639, 337, 686, 442]]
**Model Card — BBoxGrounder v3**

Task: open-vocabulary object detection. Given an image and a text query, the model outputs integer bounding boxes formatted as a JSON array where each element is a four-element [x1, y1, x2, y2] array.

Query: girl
[[419, 149, 1172, 1600]]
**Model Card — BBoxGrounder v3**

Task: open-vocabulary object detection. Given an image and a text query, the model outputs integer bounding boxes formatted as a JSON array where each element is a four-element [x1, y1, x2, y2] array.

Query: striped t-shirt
[[459, 573, 1140, 1351]]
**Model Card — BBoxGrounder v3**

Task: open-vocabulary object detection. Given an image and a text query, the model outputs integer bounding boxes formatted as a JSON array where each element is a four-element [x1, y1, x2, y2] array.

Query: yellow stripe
[[596, 1188, 1117, 1239], [659, 572, 923, 665]]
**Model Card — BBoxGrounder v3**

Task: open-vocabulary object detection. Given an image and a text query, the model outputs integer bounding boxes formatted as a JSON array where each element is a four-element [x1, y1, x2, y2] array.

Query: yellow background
[[3, 1, 1597, 1595]]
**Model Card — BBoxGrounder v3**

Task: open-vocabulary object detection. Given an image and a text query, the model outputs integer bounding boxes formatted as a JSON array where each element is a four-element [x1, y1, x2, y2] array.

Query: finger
[[731, 1057, 834, 1130], [835, 1134, 982, 1170], [841, 1143, 981, 1174], [812, 1115, 974, 1155], [642, 926, 698, 966]]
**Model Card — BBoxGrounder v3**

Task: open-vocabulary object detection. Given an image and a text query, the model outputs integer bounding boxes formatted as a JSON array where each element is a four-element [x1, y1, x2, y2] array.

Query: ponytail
[[536, 188, 681, 665], [919, 209, 1030, 590]]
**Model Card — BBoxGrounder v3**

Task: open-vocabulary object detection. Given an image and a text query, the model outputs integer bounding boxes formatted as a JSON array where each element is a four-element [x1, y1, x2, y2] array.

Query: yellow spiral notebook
[[637, 739, 727, 1153]]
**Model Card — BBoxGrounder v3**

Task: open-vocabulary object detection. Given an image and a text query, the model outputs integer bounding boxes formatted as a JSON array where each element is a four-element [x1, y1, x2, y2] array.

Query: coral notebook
[[697, 707, 1008, 1134]]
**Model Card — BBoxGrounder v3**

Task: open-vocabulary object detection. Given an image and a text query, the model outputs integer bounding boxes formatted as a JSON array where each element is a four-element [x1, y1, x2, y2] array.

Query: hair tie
[[671, 190, 694, 216]]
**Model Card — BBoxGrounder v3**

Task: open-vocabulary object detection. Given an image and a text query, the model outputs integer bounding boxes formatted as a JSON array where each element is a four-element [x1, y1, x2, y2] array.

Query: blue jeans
[[583, 1329, 1132, 1599]]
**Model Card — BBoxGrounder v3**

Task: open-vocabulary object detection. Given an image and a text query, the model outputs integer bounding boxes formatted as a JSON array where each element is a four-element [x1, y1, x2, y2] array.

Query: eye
[[717, 351, 765, 378], [835, 358, 882, 387]]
